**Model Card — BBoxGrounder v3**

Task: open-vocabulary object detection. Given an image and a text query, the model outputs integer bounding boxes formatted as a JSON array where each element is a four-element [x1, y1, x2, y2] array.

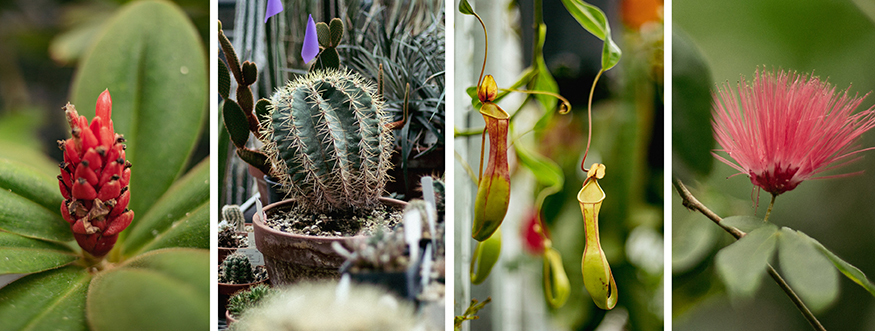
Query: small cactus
[[263, 69, 393, 214], [222, 204, 246, 232], [221, 252, 255, 284], [227, 283, 273, 318], [346, 227, 409, 272]]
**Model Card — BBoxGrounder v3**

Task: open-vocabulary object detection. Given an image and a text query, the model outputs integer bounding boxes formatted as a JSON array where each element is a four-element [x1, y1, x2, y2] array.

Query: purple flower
[[301, 14, 319, 63]]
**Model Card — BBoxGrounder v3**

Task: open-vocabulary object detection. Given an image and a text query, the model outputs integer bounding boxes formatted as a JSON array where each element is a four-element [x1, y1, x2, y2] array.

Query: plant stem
[[455, 127, 485, 137], [582, 69, 604, 172], [764, 194, 776, 222], [673, 178, 826, 331]]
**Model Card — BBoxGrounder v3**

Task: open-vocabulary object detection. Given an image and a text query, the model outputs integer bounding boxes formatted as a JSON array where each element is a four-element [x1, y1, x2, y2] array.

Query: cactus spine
[[264, 69, 392, 214], [222, 252, 255, 284]]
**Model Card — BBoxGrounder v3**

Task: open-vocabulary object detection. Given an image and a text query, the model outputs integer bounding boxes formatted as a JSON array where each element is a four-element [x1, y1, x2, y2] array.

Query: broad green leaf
[[123, 158, 209, 256], [777, 228, 838, 313], [70, 0, 207, 218], [558, 0, 621, 70], [0, 232, 77, 274], [0, 158, 63, 212], [133, 202, 209, 254], [514, 139, 563, 189], [533, 24, 560, 115], [720, 216, 766, 233], [671, 27, 715, 179], [0, 159, 71, 242], [799, 232, 875, 296], [459, 0, 475, 15], [88, 249, 209, 331], [0, 266, 91, 331], [715, 224, 778, 299]]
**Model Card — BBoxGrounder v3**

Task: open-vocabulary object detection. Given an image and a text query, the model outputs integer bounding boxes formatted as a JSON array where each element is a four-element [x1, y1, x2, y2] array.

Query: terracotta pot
[[225, 309, 238, 326], [218, 247, 236, 263], [253, 197, 407, 286]]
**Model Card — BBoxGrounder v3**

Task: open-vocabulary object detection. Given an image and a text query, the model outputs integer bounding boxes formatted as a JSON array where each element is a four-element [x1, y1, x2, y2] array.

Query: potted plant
[[253, 63, 406, 284], [218, 252, 269, 317], [226, 283, 273, 325], [219, 204, 249, 262], [339, 226, 421, 300]]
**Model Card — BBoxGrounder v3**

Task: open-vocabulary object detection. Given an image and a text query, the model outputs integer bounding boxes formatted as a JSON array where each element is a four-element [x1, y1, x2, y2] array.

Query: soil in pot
[[255, 199, 405, 285], [263, 203, 403, 237]]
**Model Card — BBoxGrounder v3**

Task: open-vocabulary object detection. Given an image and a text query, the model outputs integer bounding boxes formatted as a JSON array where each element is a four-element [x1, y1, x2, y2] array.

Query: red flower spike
[[59, 91, 133, 258]]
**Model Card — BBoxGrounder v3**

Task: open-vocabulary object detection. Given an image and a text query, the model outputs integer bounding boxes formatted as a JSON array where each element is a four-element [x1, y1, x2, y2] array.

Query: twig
[[673, 178, 826, 331]]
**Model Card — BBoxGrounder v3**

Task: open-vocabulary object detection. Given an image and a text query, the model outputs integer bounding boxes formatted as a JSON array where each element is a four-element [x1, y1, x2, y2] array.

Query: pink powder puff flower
[[712, 69, 875, 196]]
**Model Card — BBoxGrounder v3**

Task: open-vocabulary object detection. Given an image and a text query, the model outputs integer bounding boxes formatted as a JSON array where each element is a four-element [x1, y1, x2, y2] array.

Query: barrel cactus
[[221, 252, 255, 284], [262, 69, 393, 214]]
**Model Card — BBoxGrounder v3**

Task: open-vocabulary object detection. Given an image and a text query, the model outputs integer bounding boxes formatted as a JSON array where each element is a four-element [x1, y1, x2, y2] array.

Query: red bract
[[58, 90, 133, 258], [712, 69, 875, 195]]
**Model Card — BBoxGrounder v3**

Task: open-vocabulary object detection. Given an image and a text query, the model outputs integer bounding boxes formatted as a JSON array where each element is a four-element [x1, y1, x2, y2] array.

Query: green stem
[[764, 194, 777, 222]]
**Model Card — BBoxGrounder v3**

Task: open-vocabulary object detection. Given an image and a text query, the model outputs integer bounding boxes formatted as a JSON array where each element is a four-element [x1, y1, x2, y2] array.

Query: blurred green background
[[672, 0, 875, 330]]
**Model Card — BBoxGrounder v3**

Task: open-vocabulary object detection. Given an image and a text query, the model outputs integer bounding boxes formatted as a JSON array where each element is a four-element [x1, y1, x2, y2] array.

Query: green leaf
[[777, 228, 838, 313], [134, 202, 208, 254], [798, 232, 875, 297], [0, 158, 63, 212], [0, 266, 91, 331], [88, 249, 209, 331], [514, 139, 563, 189], [671, 27, 715, 179], [123, 158, 210, 256], [715, 224, 778, 299], [70, 0, 207, 218], [223, 99, 250, 149], [0, 232, 77, 274], [459, 0, 475, 15], [533, 25, 559, 114], [720, 216, 766, 233], [558, 0, 621, 70], [0, 159, 71, 242]]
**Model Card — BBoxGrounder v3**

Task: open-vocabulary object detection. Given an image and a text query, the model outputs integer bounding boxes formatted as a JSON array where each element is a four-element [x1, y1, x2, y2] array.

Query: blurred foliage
[[671, 26, 713, 181], [674, 1, 875, 329]]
